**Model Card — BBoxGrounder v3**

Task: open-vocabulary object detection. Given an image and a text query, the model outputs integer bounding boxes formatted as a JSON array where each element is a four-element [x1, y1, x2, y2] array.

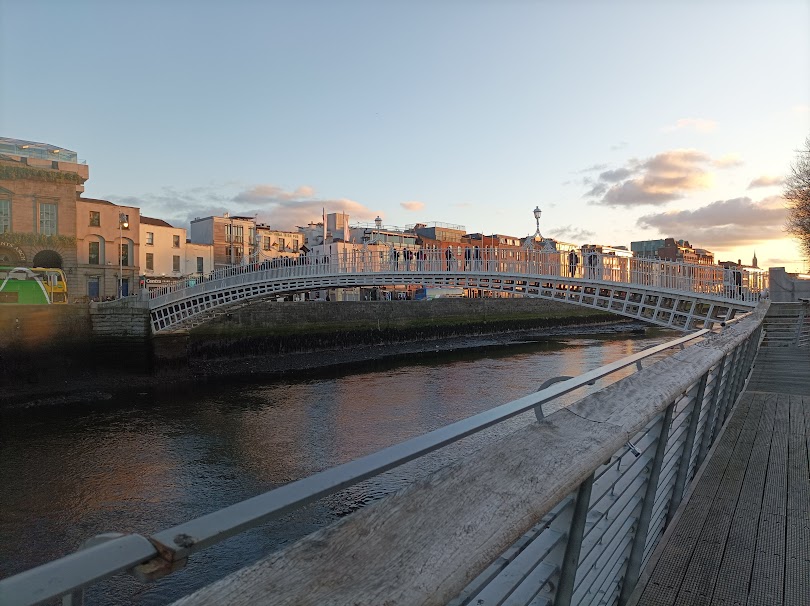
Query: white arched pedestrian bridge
[[144, 249, 767, 333]]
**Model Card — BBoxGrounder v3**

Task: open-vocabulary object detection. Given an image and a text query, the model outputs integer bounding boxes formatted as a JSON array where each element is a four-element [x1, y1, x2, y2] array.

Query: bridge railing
[[0, 302, 769, 606], [148, 248, 767, 306]]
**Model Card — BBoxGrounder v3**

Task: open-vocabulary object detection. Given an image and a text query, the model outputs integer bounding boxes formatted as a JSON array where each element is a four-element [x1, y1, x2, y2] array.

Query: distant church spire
[[752, 250, 758, 268]]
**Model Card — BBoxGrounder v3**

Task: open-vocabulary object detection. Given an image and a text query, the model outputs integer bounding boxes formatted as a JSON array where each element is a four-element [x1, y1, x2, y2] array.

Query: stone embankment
[[0, 298, 643, 409]]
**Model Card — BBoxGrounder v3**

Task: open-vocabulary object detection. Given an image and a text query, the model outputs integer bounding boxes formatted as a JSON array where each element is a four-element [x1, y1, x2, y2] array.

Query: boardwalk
[[630, 346, 810, 605]]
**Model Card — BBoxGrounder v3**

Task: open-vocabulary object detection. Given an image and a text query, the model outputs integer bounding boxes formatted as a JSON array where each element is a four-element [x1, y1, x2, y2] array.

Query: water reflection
[[0, 329, 678, 604]]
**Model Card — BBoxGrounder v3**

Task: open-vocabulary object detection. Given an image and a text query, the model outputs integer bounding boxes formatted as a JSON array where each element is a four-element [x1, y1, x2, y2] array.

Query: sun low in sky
[[1, 1, 808, 271]]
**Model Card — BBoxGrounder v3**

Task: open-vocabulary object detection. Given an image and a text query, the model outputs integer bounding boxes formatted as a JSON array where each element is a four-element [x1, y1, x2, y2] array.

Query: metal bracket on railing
[[534, 376, 596, 422], [132, 539, 188, 582], [625, 441, 641, 457]]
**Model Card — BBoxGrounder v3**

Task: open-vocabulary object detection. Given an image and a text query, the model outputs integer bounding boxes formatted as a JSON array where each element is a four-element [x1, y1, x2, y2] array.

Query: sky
[[2, 1, 809, 271]]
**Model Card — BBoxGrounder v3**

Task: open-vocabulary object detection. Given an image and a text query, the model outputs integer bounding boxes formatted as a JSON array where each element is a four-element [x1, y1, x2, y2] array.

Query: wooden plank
[[631, 393, 761, 606], [710, 393, 775, 605], [671, 393, 772, 605], [786, 394, 810, 605], [747, 393, 788, 606]]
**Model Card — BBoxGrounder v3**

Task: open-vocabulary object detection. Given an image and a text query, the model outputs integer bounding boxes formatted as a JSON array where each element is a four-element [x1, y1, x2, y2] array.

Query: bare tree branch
[[784, 135, 810, 260]]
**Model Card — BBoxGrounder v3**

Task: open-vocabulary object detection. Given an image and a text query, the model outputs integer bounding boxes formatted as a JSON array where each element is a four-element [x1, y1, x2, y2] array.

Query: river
[[0, 328, 679, 604]]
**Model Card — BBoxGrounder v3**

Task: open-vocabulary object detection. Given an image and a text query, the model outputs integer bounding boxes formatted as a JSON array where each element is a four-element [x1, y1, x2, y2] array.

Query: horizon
[[2, 1, 808, 271]]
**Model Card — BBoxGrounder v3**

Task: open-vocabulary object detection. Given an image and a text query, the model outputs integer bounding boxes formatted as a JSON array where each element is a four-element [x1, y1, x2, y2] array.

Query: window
[[225, 223, 244, 243], [292, 239, 299, 252], [146, 253, 154, 270], [278, 237, 286, 250], [121, 243, 129, 267], [40, 202, 58, 236], [89, 241, 100, 265], [172, 234, 180, 248], [0, 197, 9, 234], [262, 236, 271, 251], [89, 211, 100, 227], [196, 257, 204, 273], [120, 214, 129, 229], [172, 255, 180, 272], [226, 247, 242, 262], [146, 232, 154, 245]]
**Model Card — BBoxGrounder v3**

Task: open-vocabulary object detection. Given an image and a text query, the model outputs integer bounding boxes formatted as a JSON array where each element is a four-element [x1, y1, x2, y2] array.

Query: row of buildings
[[0, 136, 755, 302]]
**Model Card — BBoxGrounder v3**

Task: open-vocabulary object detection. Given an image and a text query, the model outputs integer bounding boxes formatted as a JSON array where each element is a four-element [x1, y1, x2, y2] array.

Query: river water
[[0, 328, 679, 604]]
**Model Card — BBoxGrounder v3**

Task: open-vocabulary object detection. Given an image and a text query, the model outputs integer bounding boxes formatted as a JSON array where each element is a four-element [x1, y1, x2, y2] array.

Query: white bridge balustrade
[[144, 248, 766, 333]]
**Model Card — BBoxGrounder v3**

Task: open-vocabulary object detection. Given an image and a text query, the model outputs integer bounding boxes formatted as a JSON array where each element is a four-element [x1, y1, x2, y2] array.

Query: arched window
[[33, 249, 63, 268]]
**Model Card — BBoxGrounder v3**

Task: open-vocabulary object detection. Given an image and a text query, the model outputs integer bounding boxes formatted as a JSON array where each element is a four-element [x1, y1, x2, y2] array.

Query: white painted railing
[[148, 249, 767, 307]]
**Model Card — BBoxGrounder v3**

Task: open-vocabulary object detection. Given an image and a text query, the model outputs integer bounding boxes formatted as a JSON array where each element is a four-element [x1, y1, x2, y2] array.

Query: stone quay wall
[[1, 298, 619, 397], [180, 298, 618, 361]]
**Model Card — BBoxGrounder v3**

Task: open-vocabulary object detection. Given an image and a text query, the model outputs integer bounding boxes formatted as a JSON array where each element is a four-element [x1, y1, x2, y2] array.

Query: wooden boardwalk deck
[[630, 347, 810, 605]]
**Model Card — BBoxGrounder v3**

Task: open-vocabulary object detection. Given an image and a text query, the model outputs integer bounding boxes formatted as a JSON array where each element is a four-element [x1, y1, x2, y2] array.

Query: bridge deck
[[630, 347, 810, 605]]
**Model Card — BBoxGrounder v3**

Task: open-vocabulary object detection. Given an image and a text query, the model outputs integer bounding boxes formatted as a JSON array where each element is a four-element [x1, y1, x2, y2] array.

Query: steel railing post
[[666, 373, 708, 525], [716, 342, 746, 427], [618, 403, 675, 605], [695, 354, 728, 468], [553, 473, 595, 606]]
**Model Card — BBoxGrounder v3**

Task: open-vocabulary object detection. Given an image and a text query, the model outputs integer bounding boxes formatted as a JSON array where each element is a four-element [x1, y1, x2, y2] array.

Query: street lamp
[[525, 205, 544, 249], [533, 206, 542, 238], [119, 212, 128, 298]]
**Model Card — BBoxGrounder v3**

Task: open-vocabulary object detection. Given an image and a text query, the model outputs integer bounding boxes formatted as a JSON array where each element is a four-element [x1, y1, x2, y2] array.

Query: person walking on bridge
[[445, 246, 454, 271], [568, 249, 579, 278]]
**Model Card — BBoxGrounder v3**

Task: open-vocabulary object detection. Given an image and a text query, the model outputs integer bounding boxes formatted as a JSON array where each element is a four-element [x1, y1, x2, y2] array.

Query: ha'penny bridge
[[3, 252, 810, 606], [145, 248, 765, 333]]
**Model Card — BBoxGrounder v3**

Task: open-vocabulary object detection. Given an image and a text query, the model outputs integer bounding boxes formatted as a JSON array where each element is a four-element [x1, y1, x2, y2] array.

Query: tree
[[784, 135, 810, 260]]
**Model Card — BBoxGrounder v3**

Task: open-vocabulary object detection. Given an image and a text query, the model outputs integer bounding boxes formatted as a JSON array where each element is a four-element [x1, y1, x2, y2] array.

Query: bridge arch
[[144, 253, 759, 333]]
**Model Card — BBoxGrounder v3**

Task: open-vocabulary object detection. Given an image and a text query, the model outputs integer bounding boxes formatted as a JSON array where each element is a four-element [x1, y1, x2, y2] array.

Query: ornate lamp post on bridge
[[118, 212, 129, 298], [524, 205, 543, 249]]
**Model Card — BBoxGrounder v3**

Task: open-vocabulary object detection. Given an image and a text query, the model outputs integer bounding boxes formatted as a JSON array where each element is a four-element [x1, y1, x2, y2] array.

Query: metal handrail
[[0, 328, 712, 606], [147, 248, 768, 305]]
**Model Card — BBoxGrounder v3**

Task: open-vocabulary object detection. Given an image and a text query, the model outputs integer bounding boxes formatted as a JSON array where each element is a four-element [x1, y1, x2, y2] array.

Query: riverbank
[[1, 317, 650, 411]]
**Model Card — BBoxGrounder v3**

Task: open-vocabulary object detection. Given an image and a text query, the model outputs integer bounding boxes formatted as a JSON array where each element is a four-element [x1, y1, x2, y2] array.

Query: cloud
[[747, 175, 783, 189], [108, 183, 378, 231], [400, 201, 425, 212], [577, 163, 610, 174], [547, 225, 596, 242], [598, 167, 634, 183], [610, 142, 629, 151], [661, 118, 718, 133], [635, 195, 787, 247], [712, 153, 743, 168], [583, 149, 737, 207]]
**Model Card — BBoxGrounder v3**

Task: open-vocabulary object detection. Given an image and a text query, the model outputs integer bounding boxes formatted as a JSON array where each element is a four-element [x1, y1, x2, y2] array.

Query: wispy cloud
[[747, 175, 783, 189], [547, 225, 596, 242], [636, 195, 787, 247], [712, 153, 743, 168], [661, 118, 717, 133], [400, 200, 425, 212], [109, 183, 378, 230]]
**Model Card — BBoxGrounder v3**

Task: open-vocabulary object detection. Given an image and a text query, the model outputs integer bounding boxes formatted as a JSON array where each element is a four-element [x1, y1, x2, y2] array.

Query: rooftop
[[141, 216, 175, 228], [0, 137, 80, 163]]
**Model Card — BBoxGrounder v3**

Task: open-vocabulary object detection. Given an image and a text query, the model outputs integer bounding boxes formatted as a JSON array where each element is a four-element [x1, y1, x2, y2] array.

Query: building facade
[[631, 237, 714, 265], [0, 137, 87, 297], [75, 197, 141, 300]]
